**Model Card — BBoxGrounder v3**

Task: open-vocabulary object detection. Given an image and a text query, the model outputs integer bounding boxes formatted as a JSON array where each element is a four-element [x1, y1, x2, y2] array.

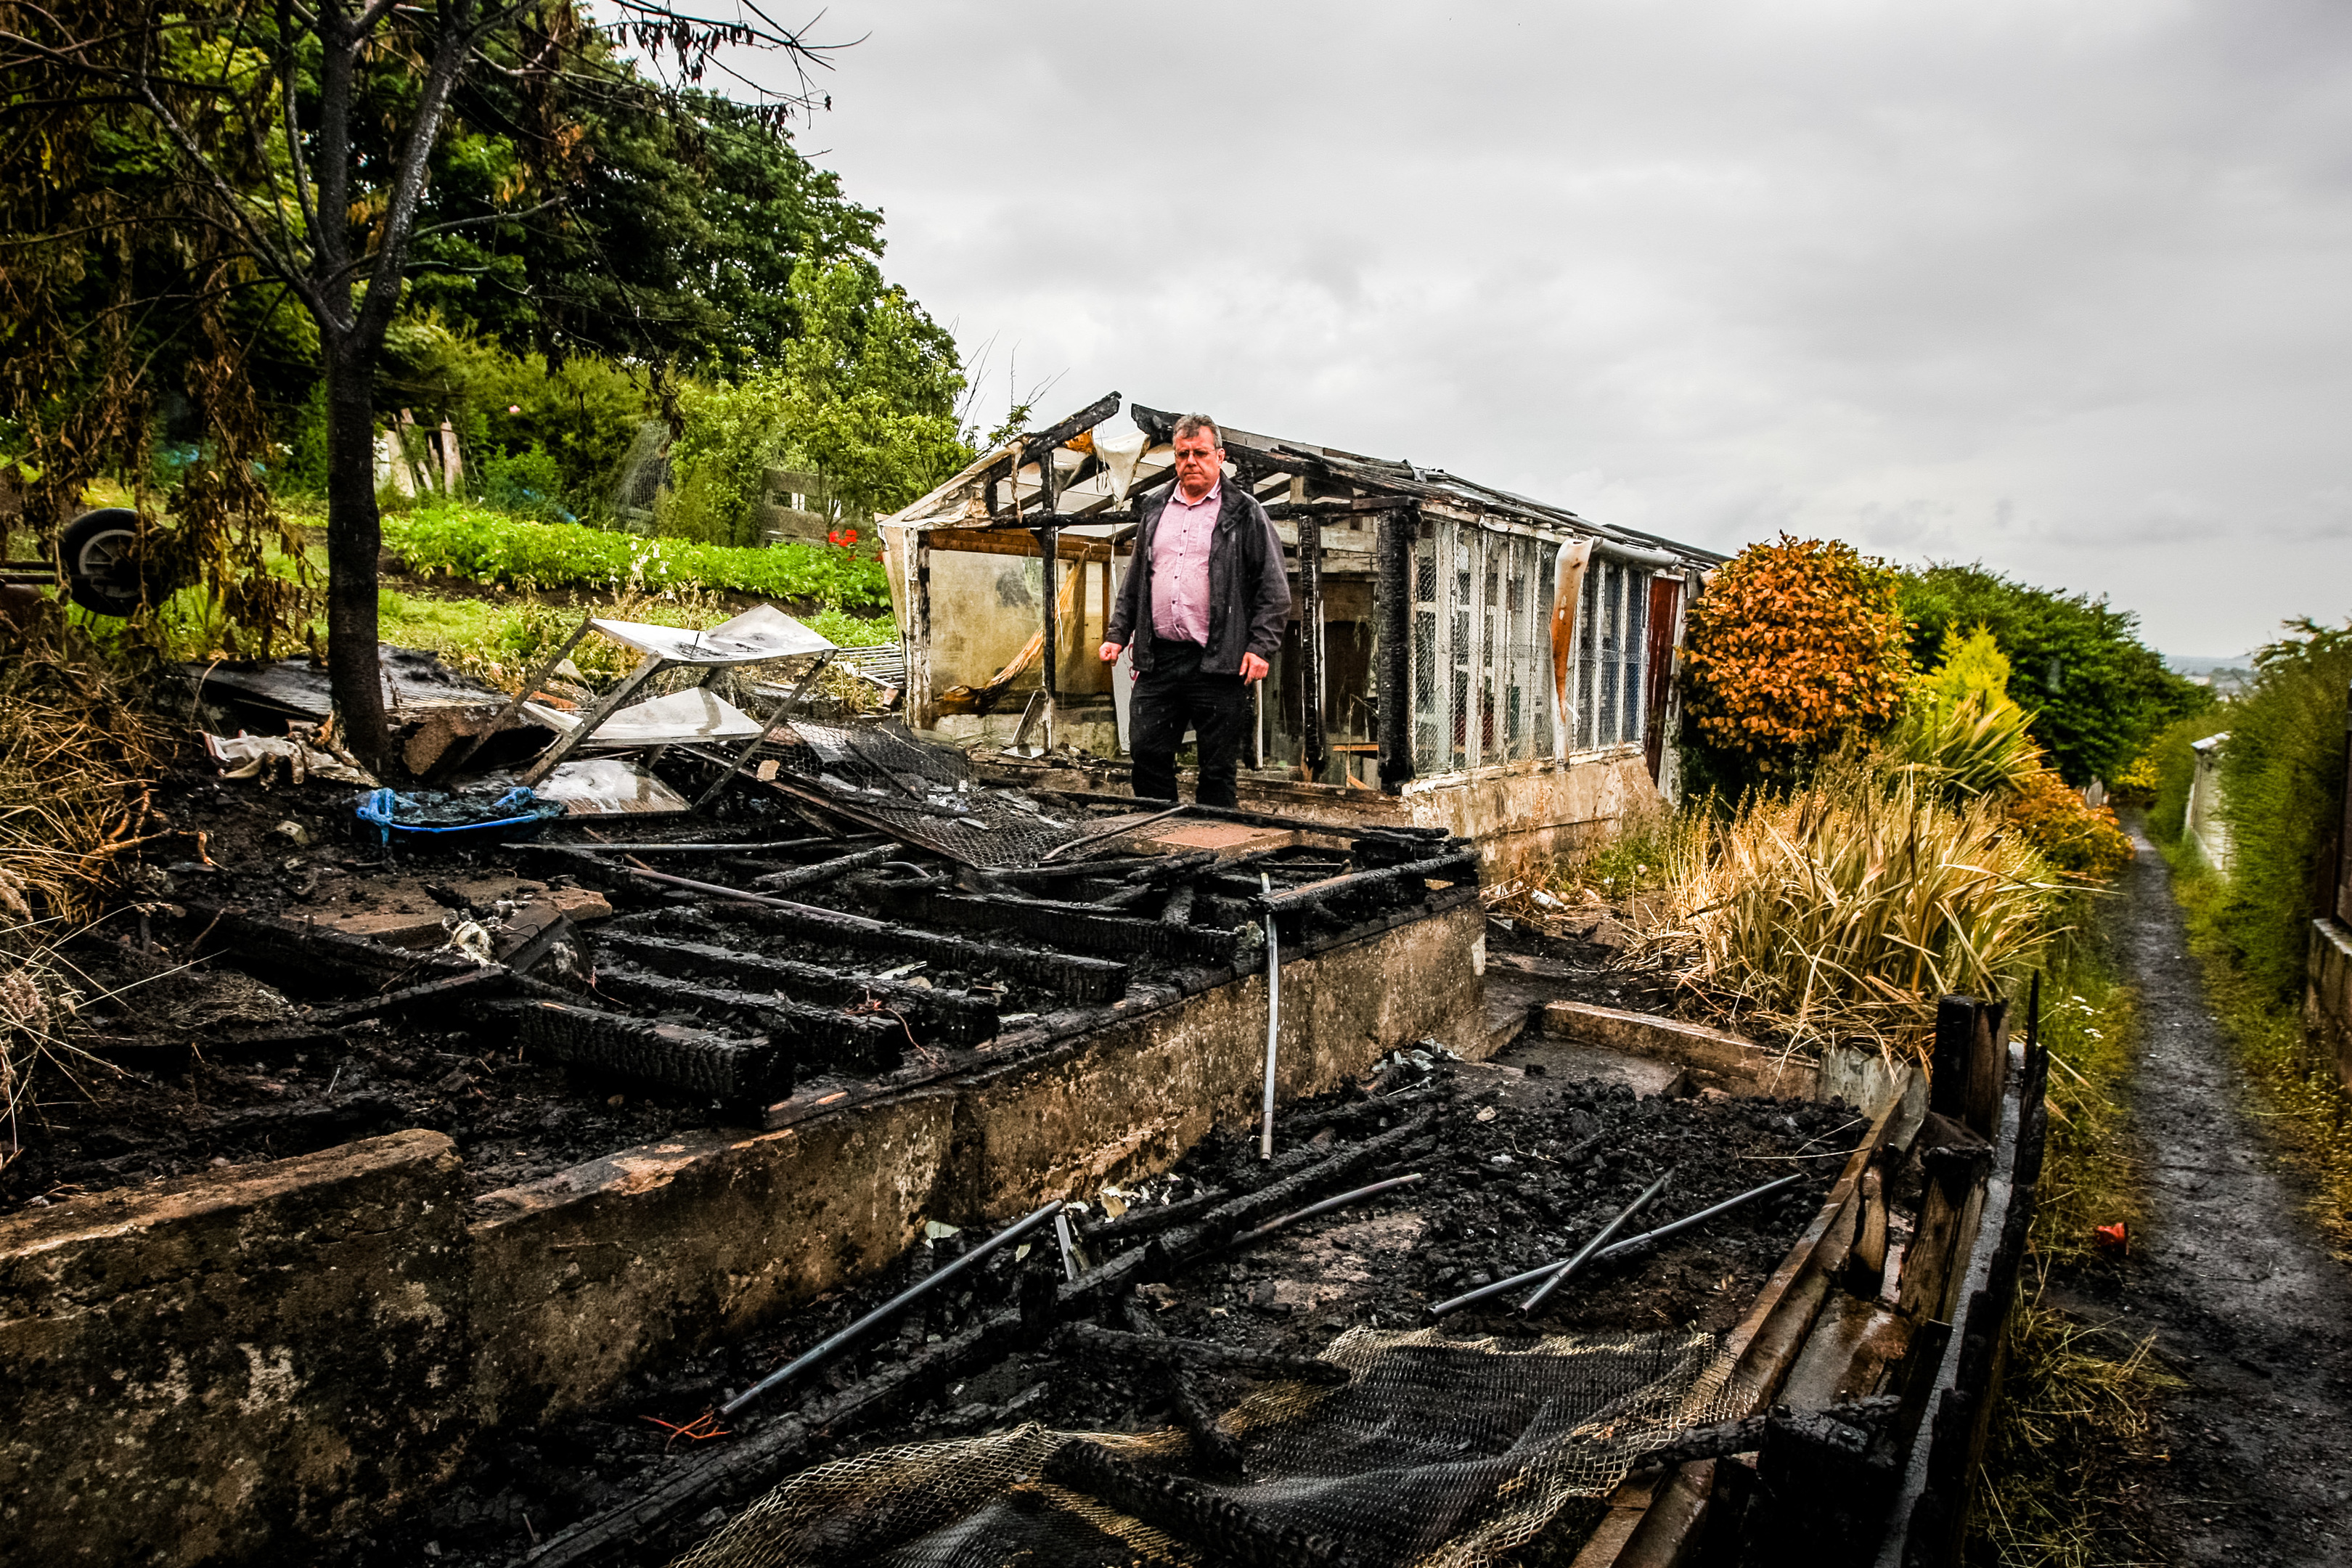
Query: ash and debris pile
[[340, 1055, 1861, 1568]]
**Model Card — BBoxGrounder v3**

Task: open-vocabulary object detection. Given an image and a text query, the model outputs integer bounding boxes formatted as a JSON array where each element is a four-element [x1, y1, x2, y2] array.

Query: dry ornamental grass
[[1629, 767, 2065, 1063]]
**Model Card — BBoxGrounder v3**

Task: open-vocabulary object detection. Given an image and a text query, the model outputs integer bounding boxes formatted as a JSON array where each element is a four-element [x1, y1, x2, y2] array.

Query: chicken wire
[[755, 721, 1083, 866], [671, 1326, 1744, 1568]]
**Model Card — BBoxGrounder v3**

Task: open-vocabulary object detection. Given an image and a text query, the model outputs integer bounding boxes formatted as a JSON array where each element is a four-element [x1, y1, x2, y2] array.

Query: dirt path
[[2106, 821, 2352, 1563]]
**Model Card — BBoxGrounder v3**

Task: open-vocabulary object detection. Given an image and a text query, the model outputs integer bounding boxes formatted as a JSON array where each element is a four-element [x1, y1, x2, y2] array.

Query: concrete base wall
[[0, 1131, 470, 1567], [1540, 999, 1927, 1122], [0, 907, 1482, 1564], [2306, 916, 2352, 1091], [474, 901, 1485, 1424]]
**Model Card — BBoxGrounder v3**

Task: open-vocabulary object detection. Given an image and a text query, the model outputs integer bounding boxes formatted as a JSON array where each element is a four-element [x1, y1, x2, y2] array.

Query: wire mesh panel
[[1622, 570, 1649, 750], [1598, 562, 1622, 747], [673, 1328, 1747, 1568], [1533, 542, 1559, 759], [1413, 523, 1442, 770], [1575, 561, 1599, 753], [1479, 536, 1500, 767], [1439, 526, 1458, 771], [759, 720, 1083, 865]]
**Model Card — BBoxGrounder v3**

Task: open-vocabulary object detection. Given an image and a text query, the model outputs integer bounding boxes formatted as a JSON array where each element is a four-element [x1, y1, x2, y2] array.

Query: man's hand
[[1241, 652, 1270, 684], [1098, 641, 1124, 663]]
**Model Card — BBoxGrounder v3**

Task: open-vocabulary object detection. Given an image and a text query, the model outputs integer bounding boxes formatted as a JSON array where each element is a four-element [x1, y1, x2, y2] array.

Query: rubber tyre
[[58, 507, 144, 616]]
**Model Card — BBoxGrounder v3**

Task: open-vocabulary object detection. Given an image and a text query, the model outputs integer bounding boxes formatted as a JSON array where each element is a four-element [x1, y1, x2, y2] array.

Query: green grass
[[383, 502, 890, 611], [374, 586, 894, 693], [1969, 946, 2177, 1568]]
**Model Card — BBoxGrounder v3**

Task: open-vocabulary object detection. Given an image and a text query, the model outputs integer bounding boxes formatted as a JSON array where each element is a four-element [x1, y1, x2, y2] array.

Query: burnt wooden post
[[1927, 995, 1977, 1120], [1375, 506, 1416, 793], [1297, 510, 1326, 780], [911, 533, 934, 723], [1037, 523, 1060, 754], [1964, 998, 2009, 1140]]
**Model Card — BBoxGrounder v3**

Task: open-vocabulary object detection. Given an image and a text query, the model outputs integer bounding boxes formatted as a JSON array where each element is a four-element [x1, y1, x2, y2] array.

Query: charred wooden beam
[[1262, 495, 1408, 518], [486, 997, 791, 1105], [531, 844, 1134, 1003], [596, 930, 999, 1045], [1039, 522, 1060, 750], [1257, 847, 1479, 915], [1019, 391, 1123, 471], [872, 886, 1241, 965], [1374, 507, 1416, 792], [184, 903, 473, 996], [686, 902, 1132, 1006], [747, 844, 905, 893], [1120, 1294, 1246, 1477], [1297, 511, 1327, 777], [303, 965, 513, 1026], [587, 965, 899, 1073], [1153, 1111, 1436, 1264]]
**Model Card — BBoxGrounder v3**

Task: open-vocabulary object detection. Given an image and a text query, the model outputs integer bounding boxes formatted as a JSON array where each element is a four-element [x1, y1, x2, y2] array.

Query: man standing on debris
[[1099, 414, 1291, 809]]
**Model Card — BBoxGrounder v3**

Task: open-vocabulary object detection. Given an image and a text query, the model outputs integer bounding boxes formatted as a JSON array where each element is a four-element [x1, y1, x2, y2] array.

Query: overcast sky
[[771, 1, 2351, 658]]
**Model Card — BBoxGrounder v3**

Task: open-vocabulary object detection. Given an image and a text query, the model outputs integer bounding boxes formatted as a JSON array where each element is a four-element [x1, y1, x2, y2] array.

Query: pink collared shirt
[[1149, 481, 1220, 644]]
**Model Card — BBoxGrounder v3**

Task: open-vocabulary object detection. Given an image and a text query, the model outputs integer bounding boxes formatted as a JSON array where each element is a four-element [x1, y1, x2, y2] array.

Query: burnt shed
[[879, 393, 1726, 871]]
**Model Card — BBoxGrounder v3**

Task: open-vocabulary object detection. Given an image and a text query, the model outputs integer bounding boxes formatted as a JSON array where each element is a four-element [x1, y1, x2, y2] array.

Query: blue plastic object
[[354, 785, 566, 847]]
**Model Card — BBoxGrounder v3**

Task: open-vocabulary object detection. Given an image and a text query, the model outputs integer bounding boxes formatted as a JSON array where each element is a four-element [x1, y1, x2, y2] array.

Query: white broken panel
[[532, 757, 692, 816], [522, 687, 764, 747], [589, 603, 835, 666]]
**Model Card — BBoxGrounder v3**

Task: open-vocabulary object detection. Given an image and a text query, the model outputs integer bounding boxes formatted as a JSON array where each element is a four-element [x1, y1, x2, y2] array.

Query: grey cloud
[[777, 0, 2352, 653]]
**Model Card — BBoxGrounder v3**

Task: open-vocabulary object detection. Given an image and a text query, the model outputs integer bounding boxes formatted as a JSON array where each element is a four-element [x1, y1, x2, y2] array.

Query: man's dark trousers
[[1130, 635, 1251, 809]]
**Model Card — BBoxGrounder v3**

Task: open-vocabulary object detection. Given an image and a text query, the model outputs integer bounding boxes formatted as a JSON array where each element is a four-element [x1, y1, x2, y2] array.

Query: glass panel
[[1450, 528, 1472, 770], [1599, 563, 1622, 746], [1480, 535, 1500, 765], [1413, 530, 1440, 769]]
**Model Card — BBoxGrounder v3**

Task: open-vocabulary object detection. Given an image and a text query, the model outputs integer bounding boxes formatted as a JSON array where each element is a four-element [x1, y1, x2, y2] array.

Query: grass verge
[[1968, 939, 2178, 1568]]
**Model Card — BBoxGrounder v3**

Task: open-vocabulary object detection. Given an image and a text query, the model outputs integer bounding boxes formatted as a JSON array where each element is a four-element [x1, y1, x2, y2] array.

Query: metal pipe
[[1053, 1208, 1085, 1282], [694, 652, 832, 809], [719, 1199, 1061, 1416], [436, 611, 592, 778], [1259, 882, 1280, 1161], [1258, 848, 1479, 914], [1519, 1168, 1675, 1314], [1588, 1173, 1806, 1267], [1430, 1166, 1739, 1320], [1036, 801, 1193, 863], [1229, 1173, 1423, 1249]]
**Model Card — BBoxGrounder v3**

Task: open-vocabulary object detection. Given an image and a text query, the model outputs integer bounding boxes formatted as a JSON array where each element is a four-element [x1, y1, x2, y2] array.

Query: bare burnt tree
[[0, 1, 841, 766]]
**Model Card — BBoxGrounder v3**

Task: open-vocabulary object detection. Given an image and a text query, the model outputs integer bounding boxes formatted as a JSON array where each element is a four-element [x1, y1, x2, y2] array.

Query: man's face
[[1172, 429, 1223, 500]]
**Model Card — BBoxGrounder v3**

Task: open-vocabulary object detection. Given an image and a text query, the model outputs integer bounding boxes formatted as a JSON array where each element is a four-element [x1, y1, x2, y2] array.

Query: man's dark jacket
[[1106, 483, 1292, 674]]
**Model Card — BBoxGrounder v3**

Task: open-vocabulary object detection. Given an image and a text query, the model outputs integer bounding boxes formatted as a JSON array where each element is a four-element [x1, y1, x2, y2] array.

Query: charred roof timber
[[881, 393, 1728, 816]]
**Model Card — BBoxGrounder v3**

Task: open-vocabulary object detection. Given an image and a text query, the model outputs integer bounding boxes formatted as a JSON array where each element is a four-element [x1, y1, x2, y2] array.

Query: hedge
[[383, 505, 890, 609]]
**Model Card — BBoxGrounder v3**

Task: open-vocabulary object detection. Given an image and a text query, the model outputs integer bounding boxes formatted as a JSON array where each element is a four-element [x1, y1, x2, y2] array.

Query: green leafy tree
[[1898, 564, 2209, 787], [667, 258, 971, 538], [1885, 625, 2041, 800], [0, 0, 838, 767], [1680, 534, 1912, 789], [2210, 620, 2352, 1000], [409, 85, 887, 381]]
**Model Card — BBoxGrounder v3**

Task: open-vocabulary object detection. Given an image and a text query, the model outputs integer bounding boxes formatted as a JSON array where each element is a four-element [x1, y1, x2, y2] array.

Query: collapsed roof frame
[[881, 393, 1727, 794]]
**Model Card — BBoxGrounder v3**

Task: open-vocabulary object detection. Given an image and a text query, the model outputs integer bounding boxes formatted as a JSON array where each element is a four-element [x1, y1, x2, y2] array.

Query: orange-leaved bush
[[1681, 535, 1911, 769]]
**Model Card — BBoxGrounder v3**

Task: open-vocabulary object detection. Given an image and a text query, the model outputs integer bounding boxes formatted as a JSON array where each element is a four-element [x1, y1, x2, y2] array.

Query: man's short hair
[[1172, 413, 1222, 447]]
